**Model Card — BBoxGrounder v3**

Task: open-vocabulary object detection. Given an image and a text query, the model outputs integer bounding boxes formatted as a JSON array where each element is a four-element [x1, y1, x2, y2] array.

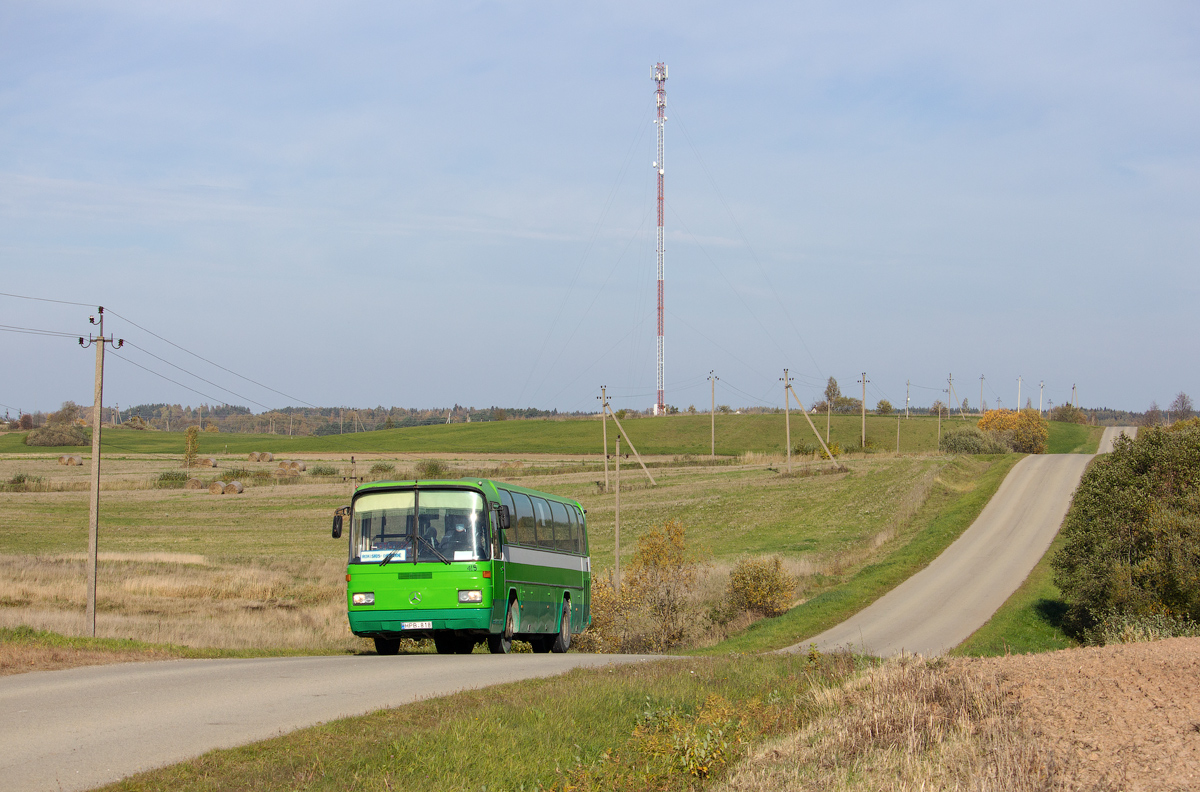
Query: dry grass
[[0, 553, 365, 652], [717, 655, 1062, 792]]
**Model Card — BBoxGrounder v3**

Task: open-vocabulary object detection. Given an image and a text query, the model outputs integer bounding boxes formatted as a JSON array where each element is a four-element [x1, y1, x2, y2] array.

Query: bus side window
[[531, 497, 553, 550], [573, 506, 587, 554], [549, 501, 571, 552], [564, 504, 578, 554], [512, 493, 536, 546]]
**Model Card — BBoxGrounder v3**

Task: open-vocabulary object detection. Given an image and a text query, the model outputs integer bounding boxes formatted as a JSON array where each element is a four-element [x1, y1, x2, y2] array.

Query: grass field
[[0, 412, 1043, 457]]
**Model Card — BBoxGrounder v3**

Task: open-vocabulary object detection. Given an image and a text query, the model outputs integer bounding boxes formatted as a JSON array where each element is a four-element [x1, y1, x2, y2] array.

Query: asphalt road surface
[[787, 429, 1137, 658], [0, 652, 661, 792], [1098, 425, 1137, 453]]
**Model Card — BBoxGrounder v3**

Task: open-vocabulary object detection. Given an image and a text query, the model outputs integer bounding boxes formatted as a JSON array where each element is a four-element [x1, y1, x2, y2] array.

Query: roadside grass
[[100, 652, 864, 792], [0, 626, 352, 676], [0, 413, 953, 457], [1045, 422, 1104, 454], [697, 454, 1023, 655], [951, 525, 1079, 657]]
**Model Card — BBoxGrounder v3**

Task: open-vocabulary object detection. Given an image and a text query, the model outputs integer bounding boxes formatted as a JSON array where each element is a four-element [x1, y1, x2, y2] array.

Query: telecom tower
[[653, 62, 667, 415]]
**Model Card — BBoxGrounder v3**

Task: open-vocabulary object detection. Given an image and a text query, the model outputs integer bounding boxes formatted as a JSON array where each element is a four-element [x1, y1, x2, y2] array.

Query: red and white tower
[[653, 62, 667, 415]]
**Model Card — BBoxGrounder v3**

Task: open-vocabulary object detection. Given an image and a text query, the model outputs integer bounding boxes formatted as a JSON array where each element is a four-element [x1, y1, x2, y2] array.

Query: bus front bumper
[[349, 607, 491, 636]]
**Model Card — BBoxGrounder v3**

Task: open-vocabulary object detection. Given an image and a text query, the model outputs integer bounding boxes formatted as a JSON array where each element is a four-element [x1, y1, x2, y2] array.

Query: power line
[[120, 341, 273, 411], [104, 309, 316, 408], [108, 349, 232, 407], [0, 323, 81, 339], [0, 291, 93, 308]]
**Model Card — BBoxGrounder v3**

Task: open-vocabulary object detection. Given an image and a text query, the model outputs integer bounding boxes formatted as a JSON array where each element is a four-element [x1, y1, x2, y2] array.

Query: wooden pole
[[614, 434, 621, 590], [598, 387, 609, 493], [896, 416, 900, 453], [787, 386, 839, 468], [709, 371, 716, 460], [86, 324, 104, 638], [782, 369, 792, 474]]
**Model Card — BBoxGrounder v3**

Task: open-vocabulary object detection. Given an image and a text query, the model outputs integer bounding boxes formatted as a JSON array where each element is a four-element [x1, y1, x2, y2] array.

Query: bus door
[[488, 497, 511, 632]]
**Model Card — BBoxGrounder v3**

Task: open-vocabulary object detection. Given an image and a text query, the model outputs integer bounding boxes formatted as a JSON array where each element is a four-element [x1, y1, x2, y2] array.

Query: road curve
[[0, 653, 661, 792], [788, 453, 1094, 658], [1098, 425, 1137, 454]]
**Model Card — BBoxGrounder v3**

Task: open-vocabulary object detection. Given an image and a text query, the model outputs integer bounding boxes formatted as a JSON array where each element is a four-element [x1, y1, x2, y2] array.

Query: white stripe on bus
[[503, 545, 588, 572]]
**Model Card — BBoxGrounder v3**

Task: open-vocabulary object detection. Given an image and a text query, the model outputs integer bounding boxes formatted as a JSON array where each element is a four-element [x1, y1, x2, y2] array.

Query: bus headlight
[[458, 590, 483, 603], [352, 592, 375, 606]]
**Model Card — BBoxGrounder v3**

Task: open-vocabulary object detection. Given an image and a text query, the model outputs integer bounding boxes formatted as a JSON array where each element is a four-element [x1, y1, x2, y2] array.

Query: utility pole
[[1039, 381, 1044, 416], [597, 386, 609, 492], [652, 62, 668, 416], [708, 371, 717, 460], [858, 372, 869, 448], [199, 403, 204, 432], [1072, 384, 1077, 408], [906, 380, 910, 419], [826, 398, 831, 442], [896, 415, 900, 453], [614, 434, 621, 589], [948, 373, 956, 417], [78, 307, 123, 638], [781, 369, 793, 473], [1017, 376, 1023, 412], [980, 375, 985, 415]]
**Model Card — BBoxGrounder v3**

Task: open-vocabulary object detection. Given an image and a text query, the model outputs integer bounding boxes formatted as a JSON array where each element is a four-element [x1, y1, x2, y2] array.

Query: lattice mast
[[653, 62, 668, 415]]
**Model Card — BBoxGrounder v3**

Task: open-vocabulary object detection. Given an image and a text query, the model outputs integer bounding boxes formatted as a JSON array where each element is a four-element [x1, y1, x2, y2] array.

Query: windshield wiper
[[415, 535, 452, 565], [379, 550, 399, 567]]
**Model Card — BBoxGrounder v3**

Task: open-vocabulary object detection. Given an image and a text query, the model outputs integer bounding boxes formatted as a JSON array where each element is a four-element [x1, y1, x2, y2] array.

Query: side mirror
[[332, 506, 349, 539], [498, 505, 511, 530]]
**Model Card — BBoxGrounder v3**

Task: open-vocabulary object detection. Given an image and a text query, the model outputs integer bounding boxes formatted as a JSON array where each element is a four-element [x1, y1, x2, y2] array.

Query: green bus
[[332, 478, 591, 655]]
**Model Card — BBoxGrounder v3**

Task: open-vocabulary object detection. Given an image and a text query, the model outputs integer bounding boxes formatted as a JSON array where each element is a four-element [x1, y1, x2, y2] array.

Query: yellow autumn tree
[[977, 408, 1048, 454]]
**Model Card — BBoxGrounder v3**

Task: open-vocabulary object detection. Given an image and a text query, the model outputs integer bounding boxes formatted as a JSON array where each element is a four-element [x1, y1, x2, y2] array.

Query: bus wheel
[[374, 637, 400, 655], [551, 601, 571, 653], [454, 637, 476, 654], [433, 634, 456, 655], [487, 634, 511, 654]]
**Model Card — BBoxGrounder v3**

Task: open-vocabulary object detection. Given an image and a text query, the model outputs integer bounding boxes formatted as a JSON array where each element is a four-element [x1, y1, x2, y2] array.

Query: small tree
[[19, 414, 33, 431], [49, 401, 80, 426], [929, 400, 946, 418], [978, 409, 1048, 454], [876, 399, 893, 415], [824, 377, 841, 405], [183, 426, 199, 469], [1169, 392, 1194, 421], [625, 520, 700, 652], [1143, 401, 1163, 427]]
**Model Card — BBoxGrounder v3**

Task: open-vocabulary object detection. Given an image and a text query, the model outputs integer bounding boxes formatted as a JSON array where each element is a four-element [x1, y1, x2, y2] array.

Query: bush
[[1095, 611, 1200, 645], [939, 427, 1012, 455], [5, 472, 44, 491], [413, 459, 449, 479], [977, 409, 1048, 454], [369, 462, 396, 477], [1052, 421, 1200, 639], [1050, 404, 1089, 424], [309, 463, 339, 476], [819, 441, 842, 460], [876, 399, 893, 415], [726, 556, 795, 617], [154, 471, 189, 489], [24, 424, 88, 446]]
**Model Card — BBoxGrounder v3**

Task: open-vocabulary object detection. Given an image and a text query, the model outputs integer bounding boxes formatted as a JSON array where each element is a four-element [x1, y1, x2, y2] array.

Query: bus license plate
[[401, 621, 432, 630]]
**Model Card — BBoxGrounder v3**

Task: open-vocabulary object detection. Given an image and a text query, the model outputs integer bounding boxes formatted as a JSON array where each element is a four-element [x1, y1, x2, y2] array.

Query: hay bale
[[248, 452, 260, 462], [58, 455, 68, 465], [273, 467, 298, 478], [69, 455, 84, 466], [288, 460, 306, 472], [223, 480, 244, 495], [185, 478, 204, 490], [198, 457, 218, 468], [259, 452, 273, 462], [209, 480, 226, 495]]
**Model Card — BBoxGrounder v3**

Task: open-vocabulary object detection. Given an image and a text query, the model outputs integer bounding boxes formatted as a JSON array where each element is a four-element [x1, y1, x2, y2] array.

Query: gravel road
[[0, 652, 660, 792]]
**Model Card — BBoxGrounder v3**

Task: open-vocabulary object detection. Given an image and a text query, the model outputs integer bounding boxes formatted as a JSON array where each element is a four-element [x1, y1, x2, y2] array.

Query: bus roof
[[352, 478, 585, 512]]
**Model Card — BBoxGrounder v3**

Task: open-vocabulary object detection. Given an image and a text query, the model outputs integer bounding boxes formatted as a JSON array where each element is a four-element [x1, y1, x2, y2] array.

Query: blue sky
[[2, 1, 1198, 417]]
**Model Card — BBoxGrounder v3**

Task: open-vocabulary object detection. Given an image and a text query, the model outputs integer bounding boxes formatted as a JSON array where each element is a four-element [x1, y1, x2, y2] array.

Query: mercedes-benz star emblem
[[409, 591, 422, 604]]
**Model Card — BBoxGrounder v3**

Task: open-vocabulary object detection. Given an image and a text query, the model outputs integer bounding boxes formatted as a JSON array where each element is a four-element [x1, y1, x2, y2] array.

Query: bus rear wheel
[[487, 634, 511, 654], [374, 636, 400, 655], [551, 601, 571, 653]]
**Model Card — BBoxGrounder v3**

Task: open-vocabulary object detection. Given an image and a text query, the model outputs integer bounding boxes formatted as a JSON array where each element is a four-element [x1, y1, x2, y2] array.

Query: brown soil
[[969, 637, 1200, 790]]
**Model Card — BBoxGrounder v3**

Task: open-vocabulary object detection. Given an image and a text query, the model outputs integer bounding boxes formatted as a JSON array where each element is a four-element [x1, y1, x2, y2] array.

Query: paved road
[[0, 653, 661, 792], [1098, 425, 1137, 454], [789, 452, 1094, 657]]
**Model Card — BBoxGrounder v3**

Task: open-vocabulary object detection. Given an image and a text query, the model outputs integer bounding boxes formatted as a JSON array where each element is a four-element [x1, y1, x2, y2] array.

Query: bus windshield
[[352, 489, 489, 564]]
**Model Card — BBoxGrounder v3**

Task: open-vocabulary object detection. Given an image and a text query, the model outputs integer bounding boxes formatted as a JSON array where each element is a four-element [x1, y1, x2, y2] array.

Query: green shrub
[[223, 467, 252, 482], [939, 427, 1012, 454], [183, 426, 199, 469], [1052, 421, 1200, 639], [726, 556, 795, 617], [154, 471, 189, 489], [413, 459, 449, 479], [876, 399, 893, 415], [24, 424, 88, 446], [1095, 611, 1200, 645], [309, 464, 339, 476], [1050, 404, 1089, 424], [978, 409, 1048, 454], [368, 462, 395, 477], [5, 472, 44, 491]]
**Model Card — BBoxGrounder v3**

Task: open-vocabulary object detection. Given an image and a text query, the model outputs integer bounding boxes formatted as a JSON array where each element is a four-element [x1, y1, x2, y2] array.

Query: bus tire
[[487, 634, 511, 654], [454, 637, 476, 654], [551, 601, 571, 653], [374, 636, 400, 655]]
